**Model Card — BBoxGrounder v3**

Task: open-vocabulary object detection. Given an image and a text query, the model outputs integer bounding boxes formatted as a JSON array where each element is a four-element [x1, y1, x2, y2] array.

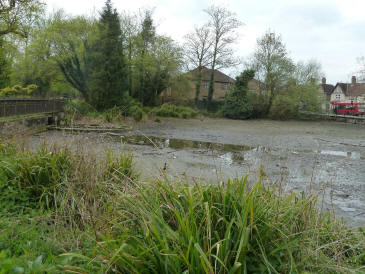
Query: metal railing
[[0, 98, 66, 118]]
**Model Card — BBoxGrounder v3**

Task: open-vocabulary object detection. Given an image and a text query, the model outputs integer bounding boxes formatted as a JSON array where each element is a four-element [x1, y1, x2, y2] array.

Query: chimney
[[322, 77, 326, 84], [352, 76, 356, 84]]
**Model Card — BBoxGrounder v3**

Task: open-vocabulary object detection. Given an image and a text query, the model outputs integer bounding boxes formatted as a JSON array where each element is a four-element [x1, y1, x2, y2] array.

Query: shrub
[[0, 84, 38, 98], [151, 104, 198, 119], [222, 70, 255, 119], [269, 93, 298, 120], [130, 106, 144, 122], [102, 106, 125, 123]]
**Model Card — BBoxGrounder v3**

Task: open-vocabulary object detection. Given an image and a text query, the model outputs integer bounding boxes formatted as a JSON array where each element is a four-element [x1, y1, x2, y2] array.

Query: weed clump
[[151, 103, 198, 119]]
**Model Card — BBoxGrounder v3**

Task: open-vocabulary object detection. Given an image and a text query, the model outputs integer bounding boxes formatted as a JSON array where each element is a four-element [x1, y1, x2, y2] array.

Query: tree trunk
[[207, 50, 217, 111], [128, 41, 132, 97], [194, 67, 202, 106], [207, 67, 215, 110]]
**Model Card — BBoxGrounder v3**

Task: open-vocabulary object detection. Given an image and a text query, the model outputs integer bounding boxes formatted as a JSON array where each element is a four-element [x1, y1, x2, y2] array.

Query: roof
[[334, 82, 365, 97], [321, 83, 334, 95], [189, 67, 235, 83]]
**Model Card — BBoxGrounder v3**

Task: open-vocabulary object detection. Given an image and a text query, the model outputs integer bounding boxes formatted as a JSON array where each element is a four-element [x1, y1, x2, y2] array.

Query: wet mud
[[29, 118, 365, 227]]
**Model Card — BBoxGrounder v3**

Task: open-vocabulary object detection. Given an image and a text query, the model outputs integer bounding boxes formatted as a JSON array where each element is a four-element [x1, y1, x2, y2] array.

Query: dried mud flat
[[29, 118, 365, 227]]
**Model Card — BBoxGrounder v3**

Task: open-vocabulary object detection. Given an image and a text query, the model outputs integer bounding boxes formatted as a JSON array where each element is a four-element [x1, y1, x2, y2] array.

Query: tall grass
[[97, 177, 365, 273], [0, 142, 364, 273]]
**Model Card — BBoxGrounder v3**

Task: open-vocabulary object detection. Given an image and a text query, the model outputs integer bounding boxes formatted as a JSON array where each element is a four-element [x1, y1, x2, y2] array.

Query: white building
[[330, 76, 365, 104]]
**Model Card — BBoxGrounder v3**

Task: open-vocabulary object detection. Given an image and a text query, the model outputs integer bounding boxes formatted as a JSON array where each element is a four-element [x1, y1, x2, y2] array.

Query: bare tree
[[204, 5, 242, 110], [251, 31, 294, 114], [183, 24, 212, 105], [0, 0, 44, 37], [294, 59, 323, 85], [356, 57, 365, 82]]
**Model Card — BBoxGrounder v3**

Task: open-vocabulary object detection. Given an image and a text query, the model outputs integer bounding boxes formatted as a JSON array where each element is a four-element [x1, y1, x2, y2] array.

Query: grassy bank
[[0, 142, 364, 273], [65, 100, 200, 125]]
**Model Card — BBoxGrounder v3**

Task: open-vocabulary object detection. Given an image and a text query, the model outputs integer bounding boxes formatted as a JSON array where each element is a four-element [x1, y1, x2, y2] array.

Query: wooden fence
[[0, 98, 66, 118]]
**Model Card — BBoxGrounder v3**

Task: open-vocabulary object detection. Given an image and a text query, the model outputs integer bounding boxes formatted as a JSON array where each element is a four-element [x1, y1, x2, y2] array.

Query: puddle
[[120, 135, 255, 152], [320, 150, 361, 159]]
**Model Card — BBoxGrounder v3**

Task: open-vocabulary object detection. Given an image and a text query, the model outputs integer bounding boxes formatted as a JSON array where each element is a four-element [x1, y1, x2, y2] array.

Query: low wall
[[0, 113, 62, 137], [300, 112, 365, 125]]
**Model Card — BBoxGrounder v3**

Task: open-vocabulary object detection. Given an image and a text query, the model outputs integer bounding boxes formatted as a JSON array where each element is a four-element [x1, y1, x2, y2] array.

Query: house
[[320, 77, 334, 111], [186, 67, 235, 100], [330, 76, 365, 104], [161, 67, 265, 101]]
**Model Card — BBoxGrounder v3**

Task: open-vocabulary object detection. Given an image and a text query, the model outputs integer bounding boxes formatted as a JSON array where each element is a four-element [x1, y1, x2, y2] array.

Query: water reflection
[[320, 150, 361, 159]]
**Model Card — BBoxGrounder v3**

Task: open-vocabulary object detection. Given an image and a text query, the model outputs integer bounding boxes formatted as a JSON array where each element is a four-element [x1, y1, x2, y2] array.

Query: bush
[[151, 103, 198, 119], [269, 93, 298, 120], [269, 82, 322, 120], [198, 98, 225, 112], [102, 106, 125, 123], [222, 70, 255, 119], [130, 106, 144, 122]]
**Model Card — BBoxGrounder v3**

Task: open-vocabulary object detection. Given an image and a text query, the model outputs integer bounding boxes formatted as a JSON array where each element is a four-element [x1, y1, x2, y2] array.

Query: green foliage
[[104, 150, 139, 182], [222, 70, 255, 119], [0, 145, 73, 211], [0, 38, 11, 89], [102, 107, 126, 123], [246, 91, 267, 118], [64, 99, 98, 124], [151, 103, 198, 119], [98, 178, 365, 273], [0, 143, 364, 273], [0, 84, 38, 98], [0, 0, 44, 38], [131, 106, 144, 122], [87, 1, 129, 110], [133, 11, 183, 106], [269, 81, 322, 120]]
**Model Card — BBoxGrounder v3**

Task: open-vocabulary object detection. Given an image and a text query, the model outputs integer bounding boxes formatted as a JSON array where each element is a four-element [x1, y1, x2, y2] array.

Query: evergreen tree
[[222, 70, 255, 119], [88, 0, 128, 110], [134, 10, 156, 106]]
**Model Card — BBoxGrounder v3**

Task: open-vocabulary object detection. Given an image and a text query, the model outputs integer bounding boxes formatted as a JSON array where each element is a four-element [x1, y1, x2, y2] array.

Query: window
[[222, 83, 228, 90], [336, 94, 341, 100], [204, 82, 209, 89]]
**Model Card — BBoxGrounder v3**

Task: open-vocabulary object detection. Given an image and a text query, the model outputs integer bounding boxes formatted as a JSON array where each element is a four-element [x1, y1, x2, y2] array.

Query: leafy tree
[[120, 11, 139, 97], [46, 12, 96, 100], [10, 11, 76, 97], [184, 25, 212, 105], [0, 37, 11, 88], [222, 70, 255, 119], [294, 59, 323, 85], [251, 31, 295, 114], [269, 80, 321, 119], [134, 10, 156, 106], [204, 5, 242, 110], [0, 0, 44, 37], [133, 10, 182, 106], [87, 0, 128, 110], [0, 84, 37, 97]]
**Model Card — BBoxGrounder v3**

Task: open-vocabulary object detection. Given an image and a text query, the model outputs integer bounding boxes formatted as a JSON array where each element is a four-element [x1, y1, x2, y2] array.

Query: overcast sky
[[46, 0, 365, 84]]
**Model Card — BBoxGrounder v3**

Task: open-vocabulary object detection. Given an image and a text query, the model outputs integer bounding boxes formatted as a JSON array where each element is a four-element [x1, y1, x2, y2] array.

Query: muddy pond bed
[[29, 118, 365, 227]]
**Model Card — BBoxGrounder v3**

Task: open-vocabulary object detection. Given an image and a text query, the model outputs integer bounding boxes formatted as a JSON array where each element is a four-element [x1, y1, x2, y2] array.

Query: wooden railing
[[0, 98, 66, 118]]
